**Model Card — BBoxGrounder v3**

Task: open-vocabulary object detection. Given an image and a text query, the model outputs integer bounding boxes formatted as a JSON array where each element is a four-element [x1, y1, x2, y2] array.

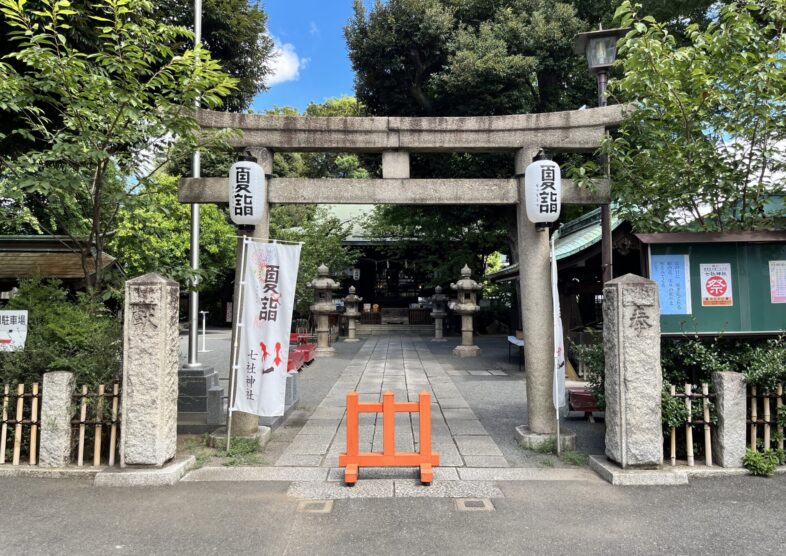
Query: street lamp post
[[573, 27, 627, 284]]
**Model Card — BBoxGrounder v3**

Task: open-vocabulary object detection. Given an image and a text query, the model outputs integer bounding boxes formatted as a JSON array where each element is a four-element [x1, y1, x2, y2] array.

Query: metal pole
[[187, 0, 203, 367], [200, 310, 208, 352], [556, 408, 561, 457], [598, 69, 613, 283], [226, 236, 250, 450]]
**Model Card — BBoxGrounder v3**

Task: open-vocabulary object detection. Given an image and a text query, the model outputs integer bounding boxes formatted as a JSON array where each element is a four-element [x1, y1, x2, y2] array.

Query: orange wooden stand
[[339, 391, 439, 485]]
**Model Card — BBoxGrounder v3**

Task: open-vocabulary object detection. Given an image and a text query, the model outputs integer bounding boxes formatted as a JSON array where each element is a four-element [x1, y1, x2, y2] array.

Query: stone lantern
[[430, 286, 448, 342], [308, 263, 339, 357], [343, 286, 362, 343], [450, 265, 481, 357]]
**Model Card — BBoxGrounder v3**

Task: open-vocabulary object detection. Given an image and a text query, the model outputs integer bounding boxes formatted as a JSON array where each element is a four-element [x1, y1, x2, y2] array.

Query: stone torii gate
[[179, 105, 624, 445]]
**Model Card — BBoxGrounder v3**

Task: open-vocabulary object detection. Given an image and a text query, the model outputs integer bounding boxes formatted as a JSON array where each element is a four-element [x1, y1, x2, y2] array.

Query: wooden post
[[750, 386, 758, 450], [93, 384, 105, 466], [0, 384, 8, 465], [685, 383, 694, 467], [702, 383, 712, 467], [108, 383, 119, 467], [763, 389, 771, 451], [670, 384, 676, 467], [77, 385, 87, 466], [777, 384, 784, 452], [12, 384, 24, 465], [29, 383, 39, 466]]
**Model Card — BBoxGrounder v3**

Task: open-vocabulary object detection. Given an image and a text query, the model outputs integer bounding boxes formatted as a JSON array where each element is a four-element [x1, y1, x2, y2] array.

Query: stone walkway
[[275, 336, 509, 468]]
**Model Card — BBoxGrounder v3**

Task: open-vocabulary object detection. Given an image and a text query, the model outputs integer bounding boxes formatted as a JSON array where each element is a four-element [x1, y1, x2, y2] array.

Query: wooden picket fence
[[0, 383, 41, 466], [667, 383, 715, 467], [747, 384, 784, 452], [72, 383, 121, 467]]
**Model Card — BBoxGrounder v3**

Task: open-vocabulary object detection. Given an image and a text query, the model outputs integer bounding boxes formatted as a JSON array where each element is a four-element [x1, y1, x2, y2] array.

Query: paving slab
[[454, 436, 505, 456], [287, 480, 395, 499], [393, 480, 503, 498], [461, 455, 511, 468]]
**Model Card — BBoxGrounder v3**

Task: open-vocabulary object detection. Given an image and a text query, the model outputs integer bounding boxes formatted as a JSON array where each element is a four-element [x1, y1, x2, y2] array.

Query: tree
[[0, 0, 236, 290], [110, 174, 235, 288], [605, 0, 786, 232]]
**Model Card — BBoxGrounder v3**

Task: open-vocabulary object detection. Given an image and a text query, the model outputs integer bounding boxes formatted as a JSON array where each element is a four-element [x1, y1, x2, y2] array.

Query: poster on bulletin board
[[770, 260, 786, 304], [700, 263, 733, 307], [650, 254, 691, 315]]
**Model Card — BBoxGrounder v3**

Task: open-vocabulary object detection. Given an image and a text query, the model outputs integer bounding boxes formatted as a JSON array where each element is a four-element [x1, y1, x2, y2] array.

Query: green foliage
[[660, 338, 734, 385], [778, 406, 786, 429], [560, 450, 589, 466], [605, 0, 786, 232], [571, 333, 606, 409], [0, 0, 236, 291], [110, 173, 235, 289], [661, 387, 690, 429], [741, 338, 786, 392], [223, 437, 262, 467], [273, 207, 359, 315], [743, 448, 780, 477], [0, 279, 121, 385], [533, 437, 558, 454]]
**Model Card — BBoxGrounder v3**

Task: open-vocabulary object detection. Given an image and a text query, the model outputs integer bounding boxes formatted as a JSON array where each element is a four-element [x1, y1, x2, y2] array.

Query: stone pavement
[[274, 336, 509, 468]]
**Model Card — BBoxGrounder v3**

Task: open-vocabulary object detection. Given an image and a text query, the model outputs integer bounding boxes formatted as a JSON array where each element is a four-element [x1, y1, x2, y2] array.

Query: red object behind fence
[[339, 390, 439, 485]]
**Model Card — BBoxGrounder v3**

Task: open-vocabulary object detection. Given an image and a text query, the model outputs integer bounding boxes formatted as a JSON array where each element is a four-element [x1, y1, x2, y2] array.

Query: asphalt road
[[2, 475, 784, 555]]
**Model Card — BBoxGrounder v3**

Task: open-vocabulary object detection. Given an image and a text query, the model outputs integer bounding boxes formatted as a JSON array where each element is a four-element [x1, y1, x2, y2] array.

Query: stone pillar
[[430, 286, 447, 342], [712, 371, 746, 468], [603, 274, 662, 468], [120, 274, 179, 467], [382, 151, 410, 178], [344, 286, 362, 342], [38, 371, 75, 468], [515, 148, 556, 435], [451, 265, 481, 357], [229, 148, 273, 436], [308, 264, 339, 357]]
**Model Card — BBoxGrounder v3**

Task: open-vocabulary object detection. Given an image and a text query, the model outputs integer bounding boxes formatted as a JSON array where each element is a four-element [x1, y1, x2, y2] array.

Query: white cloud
[[309, 21, 319, 35], [266, 37, 308, 87]]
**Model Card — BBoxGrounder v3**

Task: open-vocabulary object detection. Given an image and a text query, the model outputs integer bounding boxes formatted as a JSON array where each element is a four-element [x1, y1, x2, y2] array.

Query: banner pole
[[226, 235, 251, 450], [556, 408, 561, 457]]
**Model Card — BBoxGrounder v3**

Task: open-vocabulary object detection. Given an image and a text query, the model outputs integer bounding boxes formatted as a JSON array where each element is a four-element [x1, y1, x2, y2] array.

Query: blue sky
[[251, 1, 373, 114]]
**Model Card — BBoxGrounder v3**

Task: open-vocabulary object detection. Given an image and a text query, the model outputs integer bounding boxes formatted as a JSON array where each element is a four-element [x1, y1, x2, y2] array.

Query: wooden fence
[[72, 383, 121, 467], [667, 383, 715, 467], [747, 384, 784, 452], [0, 383, 40, 466]]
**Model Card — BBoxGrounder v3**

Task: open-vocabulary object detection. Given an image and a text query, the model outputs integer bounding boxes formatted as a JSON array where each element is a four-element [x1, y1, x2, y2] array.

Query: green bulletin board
[[648, 242, 786, 335]]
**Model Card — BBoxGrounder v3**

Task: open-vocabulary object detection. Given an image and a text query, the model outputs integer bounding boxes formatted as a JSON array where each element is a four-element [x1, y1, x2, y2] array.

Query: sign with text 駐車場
[[700, 263, 733, 307], [0, 310, 28, 351]]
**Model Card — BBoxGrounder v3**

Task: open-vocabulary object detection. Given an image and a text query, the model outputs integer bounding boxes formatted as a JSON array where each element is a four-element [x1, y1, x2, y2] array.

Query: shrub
[[0, 279, 121, 386], [743, 448, 780, 477], [571, 334, 605, 410]]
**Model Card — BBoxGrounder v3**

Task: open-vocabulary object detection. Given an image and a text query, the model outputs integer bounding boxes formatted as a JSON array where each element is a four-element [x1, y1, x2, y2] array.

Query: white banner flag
[[232, 239, 301, 416], [551, 235, 566, 410]]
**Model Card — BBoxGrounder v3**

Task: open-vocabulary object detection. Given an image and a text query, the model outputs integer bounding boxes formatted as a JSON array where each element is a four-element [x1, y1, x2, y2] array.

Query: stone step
[[356, 324, 435, 336]]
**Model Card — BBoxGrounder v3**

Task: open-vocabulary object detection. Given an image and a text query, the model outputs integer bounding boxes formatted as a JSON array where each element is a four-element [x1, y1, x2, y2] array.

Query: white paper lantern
[[228, 160, 266, 226], [524, 159, 561, 225]]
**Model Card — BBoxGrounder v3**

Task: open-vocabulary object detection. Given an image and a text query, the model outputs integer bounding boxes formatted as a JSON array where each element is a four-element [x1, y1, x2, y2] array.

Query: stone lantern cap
[[450, 265, 481, 292], [431, 285, 448, 318], [307, 263, 340, 291], [345, 285, 362, 303], [450, 265, 480, 315]]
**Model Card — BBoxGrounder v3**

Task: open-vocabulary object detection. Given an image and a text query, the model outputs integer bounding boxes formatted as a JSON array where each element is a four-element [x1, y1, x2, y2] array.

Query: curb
[[0, 466, 102, 479], [94, 456, 196, 487]]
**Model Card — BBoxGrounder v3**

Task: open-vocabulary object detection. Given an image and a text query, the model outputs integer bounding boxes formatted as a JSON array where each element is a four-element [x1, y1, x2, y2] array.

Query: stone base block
[[431, 338, 447, 342], [515, 425, 576, 452], [208, 426, 271, 451], [344, 338, 360, 343], [589, 455, 688, 486], [453, 345, 481, 357], [94, 456, 195, 487], [314, 347, 336, 358]]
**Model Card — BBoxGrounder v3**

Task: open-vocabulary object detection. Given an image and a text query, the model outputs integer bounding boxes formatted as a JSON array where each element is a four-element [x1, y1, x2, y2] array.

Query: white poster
[[0, 310, 28, 351], [700, 263, 733, 307], [232, 239, 301, 417], [650, 254, 692, 315], [770, 260, 786, 304], [550, 236, 566, 410]]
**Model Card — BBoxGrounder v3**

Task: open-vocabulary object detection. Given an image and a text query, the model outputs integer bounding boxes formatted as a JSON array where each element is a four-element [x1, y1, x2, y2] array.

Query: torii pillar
[[515, 148, 575, 449]]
